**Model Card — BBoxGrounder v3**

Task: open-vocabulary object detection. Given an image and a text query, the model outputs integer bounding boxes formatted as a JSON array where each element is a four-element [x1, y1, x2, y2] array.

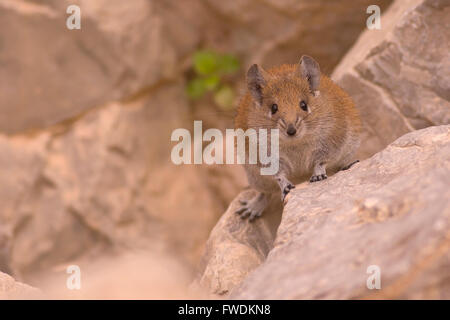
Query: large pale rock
[[0, 272, 41, 299], [0, 0, 201, 133], [219, 125, 449, 299], [332, 0, 450, 159], [0, 82, 246, 276]]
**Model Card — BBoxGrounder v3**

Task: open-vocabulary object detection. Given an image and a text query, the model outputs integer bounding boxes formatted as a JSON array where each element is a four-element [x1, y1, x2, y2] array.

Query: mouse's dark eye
[[271, 104, 278, 115], [300, 100, 308, 112]]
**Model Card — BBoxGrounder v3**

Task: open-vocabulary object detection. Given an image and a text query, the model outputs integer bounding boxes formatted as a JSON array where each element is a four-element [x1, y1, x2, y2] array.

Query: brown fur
[[235, 63, 361, 141], [233, 57, 361, 221]]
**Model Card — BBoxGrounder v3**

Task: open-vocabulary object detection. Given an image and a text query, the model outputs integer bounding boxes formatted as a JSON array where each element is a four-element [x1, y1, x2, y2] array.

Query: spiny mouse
[[234, 55, 361, 221]]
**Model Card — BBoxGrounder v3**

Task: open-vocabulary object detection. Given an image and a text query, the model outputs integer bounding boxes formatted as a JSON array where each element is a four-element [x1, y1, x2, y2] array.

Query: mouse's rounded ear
[[298, 55, 321, 97], [247, 64, 269, 106]]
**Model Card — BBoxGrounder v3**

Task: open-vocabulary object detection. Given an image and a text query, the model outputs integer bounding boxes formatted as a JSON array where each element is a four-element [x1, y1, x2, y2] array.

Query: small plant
[[186, 50, 240, 110]]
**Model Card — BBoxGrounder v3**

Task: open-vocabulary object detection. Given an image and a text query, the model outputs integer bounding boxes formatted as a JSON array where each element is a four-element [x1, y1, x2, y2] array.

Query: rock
[[0, 0, 392, 133], [0, 226, 13, 276], [197, 190, 282, 295], [204, 0, 392, 72], [35, 251, 208, 299], [0, 272, 41, 299], [0, 0, 200, 133], [332, 0, 450, 159], [216, 125, 449, 299], [0, 82, 246, 276]]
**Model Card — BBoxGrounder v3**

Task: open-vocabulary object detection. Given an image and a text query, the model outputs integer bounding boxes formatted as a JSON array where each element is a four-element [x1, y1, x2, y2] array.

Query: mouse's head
[[246, 55, 321, 141]]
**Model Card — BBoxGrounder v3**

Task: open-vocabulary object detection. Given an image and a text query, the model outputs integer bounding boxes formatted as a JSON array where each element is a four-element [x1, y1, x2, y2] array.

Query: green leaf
[[218, 54, 240, 74], [203, 74, 220, 90], [193, 51, 219, 75], [186, 78, 208, 99], [214, 86, 235, 110]]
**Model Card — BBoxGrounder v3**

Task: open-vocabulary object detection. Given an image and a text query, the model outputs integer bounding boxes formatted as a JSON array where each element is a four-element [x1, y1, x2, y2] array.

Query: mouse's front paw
[[235, 203, 262, 222], [235, 194, 267, 222], [310, 174, 327, 182]]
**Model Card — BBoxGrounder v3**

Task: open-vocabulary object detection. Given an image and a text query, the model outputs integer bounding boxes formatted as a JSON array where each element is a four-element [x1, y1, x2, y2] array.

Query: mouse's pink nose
[[287, 125, 297, 136]]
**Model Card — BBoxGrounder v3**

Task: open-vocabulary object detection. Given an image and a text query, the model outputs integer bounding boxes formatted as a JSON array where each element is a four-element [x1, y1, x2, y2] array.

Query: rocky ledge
[[0, 272, 41, 299], [198, 125, 450, 299]]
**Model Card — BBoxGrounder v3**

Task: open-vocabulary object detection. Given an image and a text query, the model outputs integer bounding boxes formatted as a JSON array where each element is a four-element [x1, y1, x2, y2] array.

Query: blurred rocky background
[[0, 0, 449, 299]]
